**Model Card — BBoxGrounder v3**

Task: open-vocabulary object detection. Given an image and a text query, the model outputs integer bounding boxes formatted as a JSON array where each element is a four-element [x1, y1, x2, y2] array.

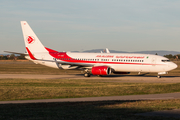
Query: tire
[[84, 73, 90, 77], [157, 75, 161, 78]]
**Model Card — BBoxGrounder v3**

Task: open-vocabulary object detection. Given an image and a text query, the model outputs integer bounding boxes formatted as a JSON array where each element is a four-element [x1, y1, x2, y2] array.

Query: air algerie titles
[[96, 55, 145, 59]]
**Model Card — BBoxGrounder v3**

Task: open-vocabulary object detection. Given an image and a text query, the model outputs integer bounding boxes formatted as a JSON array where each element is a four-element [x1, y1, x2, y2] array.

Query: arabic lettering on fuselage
[[96, 55, 144, 59], [116, 56, 145, 59]]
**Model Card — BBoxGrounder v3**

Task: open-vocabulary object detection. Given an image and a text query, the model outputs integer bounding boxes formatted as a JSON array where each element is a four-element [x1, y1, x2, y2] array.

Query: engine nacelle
[[91, 66, 111, 75]]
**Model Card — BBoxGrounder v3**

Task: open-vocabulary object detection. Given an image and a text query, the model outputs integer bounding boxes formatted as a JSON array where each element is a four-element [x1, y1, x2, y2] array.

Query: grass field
[[1, 79, 180, 101], [0, 60, 180, 119]]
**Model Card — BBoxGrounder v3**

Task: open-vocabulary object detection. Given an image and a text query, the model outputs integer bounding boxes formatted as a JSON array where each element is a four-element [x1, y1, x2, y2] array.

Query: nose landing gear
[[157, 75, 161, 78], [157, 72, 168, 78]]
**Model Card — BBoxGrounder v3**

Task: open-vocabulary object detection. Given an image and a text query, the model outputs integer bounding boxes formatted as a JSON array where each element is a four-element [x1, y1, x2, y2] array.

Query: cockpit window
[[162, 60, 170, 62]]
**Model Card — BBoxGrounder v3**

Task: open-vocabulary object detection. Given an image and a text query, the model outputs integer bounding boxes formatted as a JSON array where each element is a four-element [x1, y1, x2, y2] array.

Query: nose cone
[[169, 62, 178, 70]]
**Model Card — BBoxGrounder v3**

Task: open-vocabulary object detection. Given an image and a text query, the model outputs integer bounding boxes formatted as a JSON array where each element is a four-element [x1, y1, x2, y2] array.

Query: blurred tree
[[9, 54, 15, 60], [18, 54, 25, 59]]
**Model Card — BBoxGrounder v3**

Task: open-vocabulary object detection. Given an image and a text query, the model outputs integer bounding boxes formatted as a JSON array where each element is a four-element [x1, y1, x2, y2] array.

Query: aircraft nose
[[170, 62, 178, 70], [174, 63, 178, 69]]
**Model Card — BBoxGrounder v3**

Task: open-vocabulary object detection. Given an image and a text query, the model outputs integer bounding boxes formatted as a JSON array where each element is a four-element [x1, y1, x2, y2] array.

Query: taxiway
[[0, 74, 180, 83]]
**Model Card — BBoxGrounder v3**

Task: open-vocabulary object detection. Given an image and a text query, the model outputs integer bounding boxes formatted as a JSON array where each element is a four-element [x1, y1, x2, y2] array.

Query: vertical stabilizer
[[106, 48, 110, 53], [21, 21, 47, 53]]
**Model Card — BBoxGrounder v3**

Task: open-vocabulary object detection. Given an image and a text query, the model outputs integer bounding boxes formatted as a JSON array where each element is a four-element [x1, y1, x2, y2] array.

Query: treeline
[[163, 54, 180, 60], [0, 54, 25, 60]]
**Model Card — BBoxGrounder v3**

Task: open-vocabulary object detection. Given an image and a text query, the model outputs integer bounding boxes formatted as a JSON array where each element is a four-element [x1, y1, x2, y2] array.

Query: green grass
[[0, 99, 180, 120], [1, 78, 180, 101]]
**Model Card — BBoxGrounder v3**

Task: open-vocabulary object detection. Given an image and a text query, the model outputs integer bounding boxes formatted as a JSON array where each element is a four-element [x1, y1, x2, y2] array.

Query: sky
[[1, 0, 180, 54]]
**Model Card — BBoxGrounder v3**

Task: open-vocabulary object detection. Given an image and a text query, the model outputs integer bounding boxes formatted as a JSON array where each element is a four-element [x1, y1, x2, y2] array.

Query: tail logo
[[27, 36, 35, 44]]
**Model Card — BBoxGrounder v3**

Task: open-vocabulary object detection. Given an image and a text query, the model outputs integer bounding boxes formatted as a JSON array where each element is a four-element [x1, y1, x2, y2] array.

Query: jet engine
[[91, 66, 111, 75]]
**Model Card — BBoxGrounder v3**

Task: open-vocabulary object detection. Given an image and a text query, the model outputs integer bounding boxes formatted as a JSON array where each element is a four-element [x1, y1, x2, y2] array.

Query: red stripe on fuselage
[[26, 47, 37, 60]]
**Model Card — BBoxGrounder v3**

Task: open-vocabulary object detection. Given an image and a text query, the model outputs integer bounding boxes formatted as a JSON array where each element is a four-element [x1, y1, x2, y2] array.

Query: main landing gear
[[84, 72, 91, 77], [84, 69, 91, 77]]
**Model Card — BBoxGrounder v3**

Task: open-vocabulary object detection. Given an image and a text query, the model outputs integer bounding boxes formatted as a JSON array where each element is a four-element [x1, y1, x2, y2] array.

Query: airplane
[[5, 21, 178, 78]]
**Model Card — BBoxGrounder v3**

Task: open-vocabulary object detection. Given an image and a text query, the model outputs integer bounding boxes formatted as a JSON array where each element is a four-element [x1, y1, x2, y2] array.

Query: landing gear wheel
[[157, 75, 161, 78], [84, 73, 91, 77]]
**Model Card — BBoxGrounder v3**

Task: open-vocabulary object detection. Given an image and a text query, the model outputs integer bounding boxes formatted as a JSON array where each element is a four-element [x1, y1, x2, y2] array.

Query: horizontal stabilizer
[[4, 51, 28, 55]]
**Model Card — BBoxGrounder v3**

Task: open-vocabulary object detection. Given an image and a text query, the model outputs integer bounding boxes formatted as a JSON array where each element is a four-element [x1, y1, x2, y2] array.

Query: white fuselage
[[26, 52, 177, 74]]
